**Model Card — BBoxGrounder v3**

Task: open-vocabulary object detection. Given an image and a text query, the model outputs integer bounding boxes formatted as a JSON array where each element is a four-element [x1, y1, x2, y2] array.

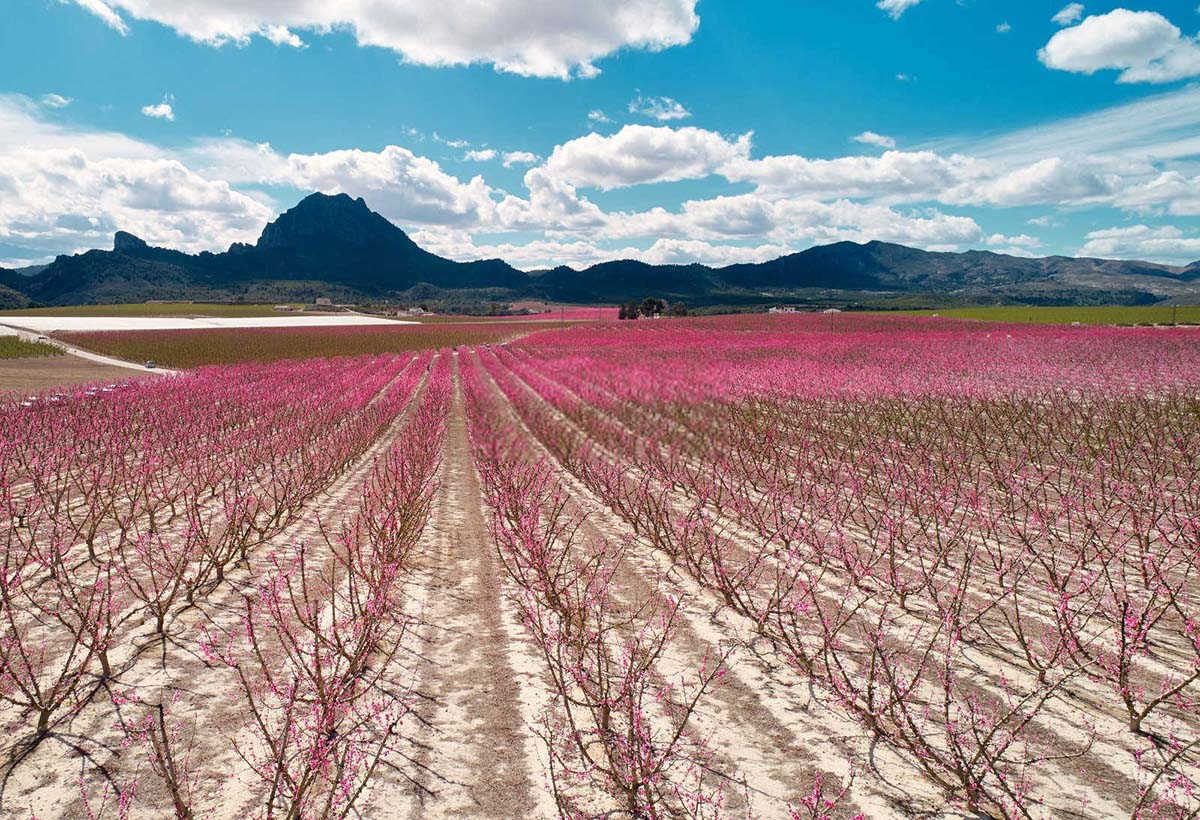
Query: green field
[[0, 336, 64, 359], [0, 302, 311, 318], [898, 305, 1200, 326]]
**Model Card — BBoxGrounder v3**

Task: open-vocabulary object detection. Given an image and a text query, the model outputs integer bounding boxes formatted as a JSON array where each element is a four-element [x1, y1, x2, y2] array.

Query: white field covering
[[0, 315, 416, 333]]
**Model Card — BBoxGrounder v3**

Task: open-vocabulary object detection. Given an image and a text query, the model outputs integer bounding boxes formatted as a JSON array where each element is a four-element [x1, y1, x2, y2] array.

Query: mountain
[[531, 241, 1198, 304], [4, 264, 47, 277], [13, 193, 528, 307], [8, 192, 1200, 308]]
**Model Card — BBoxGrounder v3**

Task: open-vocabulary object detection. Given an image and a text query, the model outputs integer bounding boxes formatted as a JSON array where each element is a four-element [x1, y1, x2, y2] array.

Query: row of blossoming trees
[[0, 352, 451, 816], [462, 315, 1200, 818]]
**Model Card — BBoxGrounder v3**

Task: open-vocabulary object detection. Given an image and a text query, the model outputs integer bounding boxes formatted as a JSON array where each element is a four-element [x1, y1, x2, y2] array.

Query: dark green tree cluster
[[618, 298, 687, 320]]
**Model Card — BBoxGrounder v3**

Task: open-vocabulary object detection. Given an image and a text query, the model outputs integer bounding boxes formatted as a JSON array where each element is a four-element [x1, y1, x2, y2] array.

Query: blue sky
[[3, 0, 1200, 269]]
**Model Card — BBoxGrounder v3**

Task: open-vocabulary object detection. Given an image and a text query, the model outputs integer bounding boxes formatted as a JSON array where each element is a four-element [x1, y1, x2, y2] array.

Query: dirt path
[[363, 354, 553, 818]]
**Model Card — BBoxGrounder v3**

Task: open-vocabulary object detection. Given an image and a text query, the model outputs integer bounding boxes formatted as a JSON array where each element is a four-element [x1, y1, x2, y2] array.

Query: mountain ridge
[[7, 192, 1200, 307]]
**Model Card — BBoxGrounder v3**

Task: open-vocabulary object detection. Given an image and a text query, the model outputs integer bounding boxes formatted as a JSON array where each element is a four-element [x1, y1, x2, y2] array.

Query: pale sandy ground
[[0, 315, 413, 333]]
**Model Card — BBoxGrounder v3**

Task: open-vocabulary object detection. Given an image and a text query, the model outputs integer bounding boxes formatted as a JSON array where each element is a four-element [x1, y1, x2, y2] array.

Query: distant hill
[[7, 192, 1200, 308]]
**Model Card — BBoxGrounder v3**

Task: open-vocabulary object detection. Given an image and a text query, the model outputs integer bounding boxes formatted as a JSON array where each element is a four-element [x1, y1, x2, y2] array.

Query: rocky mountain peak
[[113, 230, 149, 253]]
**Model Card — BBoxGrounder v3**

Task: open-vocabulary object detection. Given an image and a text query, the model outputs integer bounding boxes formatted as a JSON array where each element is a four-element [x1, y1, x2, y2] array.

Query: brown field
[[55, 320, 574, 368], [0, 356, 147, 396]]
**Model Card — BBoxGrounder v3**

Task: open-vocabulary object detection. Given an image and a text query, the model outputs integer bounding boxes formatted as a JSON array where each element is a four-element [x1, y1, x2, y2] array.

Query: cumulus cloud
[[628, 94, 691, 121], [1038, 9, 1200, 83], [985, 232, 1042, 256], [722, 150, 985, 201], [587, 109, 610, 123], [996, 22, 1012, 34], [41, 93, 72, 109], [1111, 170, 1200, 215], [1079, 224, 1200, 263], [944, 156, 1120, 206], [502, 151, 539, 167], [410, 229, 793, 270], [0, 96, 269, 261], [987, 233, 1041, 247], [1052, 3, 1085, 26], [597, 194, 984, 251], [877, 0, 922, 20], [141, 95, 175, 121], [851, 131, 896, 149], [542, 125, 751, 190], [68, 0, 699, 79], [463, 149, 497, 162], [192, 139, 499, 228]]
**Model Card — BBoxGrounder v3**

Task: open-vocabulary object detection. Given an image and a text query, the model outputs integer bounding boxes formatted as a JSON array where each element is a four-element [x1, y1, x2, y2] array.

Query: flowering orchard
[[1, 313, 1198, 818]]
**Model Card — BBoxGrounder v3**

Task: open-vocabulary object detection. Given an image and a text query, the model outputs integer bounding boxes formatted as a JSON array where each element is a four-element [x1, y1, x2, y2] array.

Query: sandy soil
[[0, 356, 148, 395], [360, 355, 556, 818]]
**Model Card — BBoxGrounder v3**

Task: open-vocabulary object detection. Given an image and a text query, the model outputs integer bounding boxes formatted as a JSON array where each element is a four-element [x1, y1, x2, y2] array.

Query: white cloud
[[851, 130, 896, 149], [0, 96, 270, 261], [996, 22, 1012, 34], [985, 233, 1042, 255], [462, 148, 538, 167], [72, 0, 129, 33], [191, 139, 500, 228], [587, 109, 610, 123], [896, 72, 914, 81], [598, 194, 984, 251], [637, 238, 792, 266], [1052, 3, 1084, 26], [141, 95, 175, 121], [495, 167, 607, 231], [877, 0, 922, 20], [69, 0, 699, 79], [262, 24, 303, 48], [502, 151, 539, 167], [1110, 170, 1200, 216], [722, 150, 986, 201], [1038, 9, 1200, 83], [945, 156, 1120, 206], [41, 93, 73, 109], [411, 230, 793, 270], [541, 124, 751, 190], [628, 93, 691, 121], [950, 84, 1200, 164], [433, 132, 470, 149], [1079, 224, 1200, 263], [987, 233, 1041, 247]]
